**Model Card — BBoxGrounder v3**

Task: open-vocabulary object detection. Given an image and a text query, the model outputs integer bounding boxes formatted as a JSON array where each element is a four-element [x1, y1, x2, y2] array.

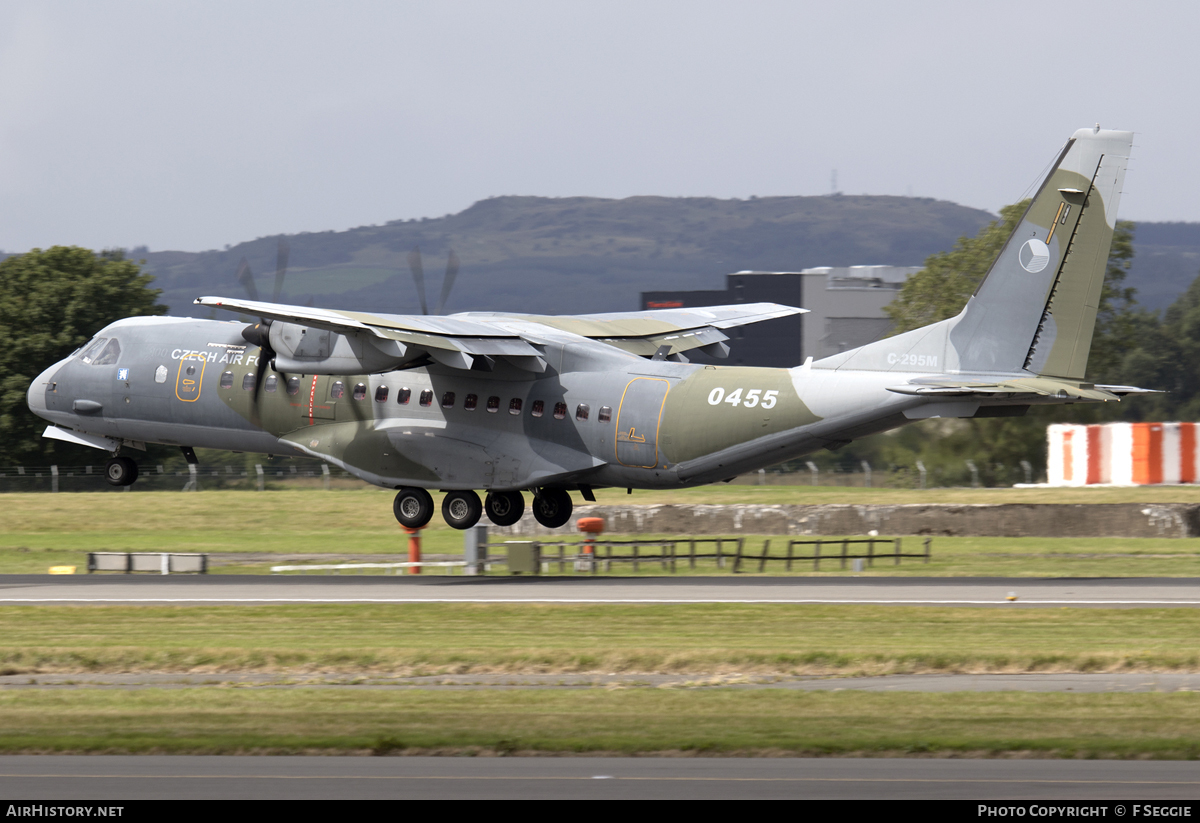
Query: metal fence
[[495, 536, 932, 575], [0, 464, 371, 493]]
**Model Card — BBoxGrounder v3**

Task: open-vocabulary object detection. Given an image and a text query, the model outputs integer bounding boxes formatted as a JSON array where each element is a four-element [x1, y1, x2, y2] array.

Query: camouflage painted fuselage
[[27, 127, 1144, 491]]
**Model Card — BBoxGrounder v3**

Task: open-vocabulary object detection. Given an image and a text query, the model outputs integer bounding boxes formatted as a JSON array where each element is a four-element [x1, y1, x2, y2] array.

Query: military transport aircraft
[[26, 127, 1149, 530]]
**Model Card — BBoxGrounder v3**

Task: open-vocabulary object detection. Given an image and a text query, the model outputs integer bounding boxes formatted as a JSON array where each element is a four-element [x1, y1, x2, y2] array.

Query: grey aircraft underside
[[27, 127, 1151, 530]]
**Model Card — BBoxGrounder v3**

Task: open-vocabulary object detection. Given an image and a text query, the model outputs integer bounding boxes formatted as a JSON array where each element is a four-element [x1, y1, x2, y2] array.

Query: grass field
[[3, 489, 1200, 575], [3, 603, 1198, 675], [3, 602, 1200, 758], [3, 688, 1199, 758]]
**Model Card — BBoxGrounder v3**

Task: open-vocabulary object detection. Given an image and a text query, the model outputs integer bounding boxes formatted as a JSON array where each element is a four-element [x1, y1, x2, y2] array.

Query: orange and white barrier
[[1047, 422, 1200, 486]]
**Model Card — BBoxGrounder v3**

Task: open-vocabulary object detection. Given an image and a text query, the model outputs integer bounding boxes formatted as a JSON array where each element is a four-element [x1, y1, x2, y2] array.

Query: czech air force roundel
[[1019, 238, 1051, 273]]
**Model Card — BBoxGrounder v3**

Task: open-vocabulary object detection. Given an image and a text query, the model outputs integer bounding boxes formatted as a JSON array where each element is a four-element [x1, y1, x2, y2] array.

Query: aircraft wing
[[886, 376, 1160, 402], [195, 296, 804, 366]]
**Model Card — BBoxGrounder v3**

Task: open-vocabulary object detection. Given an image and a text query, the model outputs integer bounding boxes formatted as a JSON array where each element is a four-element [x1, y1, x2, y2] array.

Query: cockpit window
[[78, 338, 108, 364], [91, 338, 121, 366]]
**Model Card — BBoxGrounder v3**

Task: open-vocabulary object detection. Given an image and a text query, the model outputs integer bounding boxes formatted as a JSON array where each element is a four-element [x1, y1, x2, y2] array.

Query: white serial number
[[706, 388, 779, 409], [887, 353, 938, 367]]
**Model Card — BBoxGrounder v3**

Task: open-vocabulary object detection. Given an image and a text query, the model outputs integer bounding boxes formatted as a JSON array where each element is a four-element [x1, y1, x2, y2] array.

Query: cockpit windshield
[[78, 338, 107, 363], [79, 337, 121, 366]]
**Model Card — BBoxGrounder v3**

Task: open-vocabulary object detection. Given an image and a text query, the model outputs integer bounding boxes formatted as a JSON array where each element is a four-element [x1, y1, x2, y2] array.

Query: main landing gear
[[391, 487, 574, 530], [104, 456, 139, 487]]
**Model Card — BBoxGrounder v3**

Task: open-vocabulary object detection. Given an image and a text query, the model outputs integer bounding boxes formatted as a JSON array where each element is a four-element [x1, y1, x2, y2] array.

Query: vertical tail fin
[[949, 127, 1133, 378], [813, 127, 1132, 379]]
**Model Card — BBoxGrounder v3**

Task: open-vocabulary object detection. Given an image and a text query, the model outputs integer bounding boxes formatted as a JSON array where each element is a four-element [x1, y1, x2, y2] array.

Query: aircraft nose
[[26, 361, 62, 421]]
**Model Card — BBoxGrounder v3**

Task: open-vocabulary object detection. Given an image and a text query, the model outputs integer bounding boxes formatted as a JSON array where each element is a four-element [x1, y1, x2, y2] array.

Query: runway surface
[[1, 756, 1197, 800], [2, 574, 1200, 606]]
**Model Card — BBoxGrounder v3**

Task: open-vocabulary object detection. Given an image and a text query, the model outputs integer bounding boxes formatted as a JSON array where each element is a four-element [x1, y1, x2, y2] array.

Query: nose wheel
[[531, 488, 573, 529], [393, 487, 434, 529], [442, 490, 482, 530], [104, 456, 139, 487], [484, 491, 525, 527]]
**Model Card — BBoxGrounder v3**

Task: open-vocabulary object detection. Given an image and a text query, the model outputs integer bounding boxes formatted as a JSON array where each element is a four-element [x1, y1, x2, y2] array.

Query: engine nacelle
[[268, 322, 413, 374]]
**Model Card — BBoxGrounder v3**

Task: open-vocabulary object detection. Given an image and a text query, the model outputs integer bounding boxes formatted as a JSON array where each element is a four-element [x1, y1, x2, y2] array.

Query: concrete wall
[[491, 503, 1200, 539]]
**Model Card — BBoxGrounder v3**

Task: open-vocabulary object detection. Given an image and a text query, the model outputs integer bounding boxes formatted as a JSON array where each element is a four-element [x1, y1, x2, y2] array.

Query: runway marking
[[1, 598, 1199, 606]]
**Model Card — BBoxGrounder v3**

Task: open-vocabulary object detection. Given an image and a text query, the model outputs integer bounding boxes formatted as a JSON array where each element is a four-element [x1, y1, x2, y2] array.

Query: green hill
[[143, 194, 995, 317]]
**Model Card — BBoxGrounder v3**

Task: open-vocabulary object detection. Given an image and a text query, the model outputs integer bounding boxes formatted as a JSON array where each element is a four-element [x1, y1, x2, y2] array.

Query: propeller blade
[[273, 238, 290, 303], [236, 258, 259, 301], [436, 249, 459, 315], [407, 246, 429, 315]]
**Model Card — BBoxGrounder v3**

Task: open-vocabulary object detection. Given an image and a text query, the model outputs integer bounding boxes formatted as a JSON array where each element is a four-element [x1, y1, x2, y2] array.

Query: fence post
[[322, 464, 331, 491], [868, 537, 875, 568], [182, 464, 199, 492], [924, 537, 932, 563], [732, 539, 743, 573], [966, 460, 980, 488], [50, 465, 58, 493], [633, 543, 639, 573], [787, 540, 795, 572], [861, 460, 872, 488], [758, 539, 770, 573], [255, 464, 264, 491], [464, 524, 487, 576], [1020, 460, 1033, 485], [806, 461, 818, 486], [895, 536, 902, 566], [813, 539, 821, 571], [916, 460, 927, 490], [841, 538, 848, 568], [689, 538, 696, 569]]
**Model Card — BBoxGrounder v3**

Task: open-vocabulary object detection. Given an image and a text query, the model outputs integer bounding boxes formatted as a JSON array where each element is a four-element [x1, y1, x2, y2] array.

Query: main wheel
[[484, 490, 525, 527], [531, 488, 573, 529], [442, 490, 483, 530], [393, 487, 434, 529], [104, 456, 138, 487]]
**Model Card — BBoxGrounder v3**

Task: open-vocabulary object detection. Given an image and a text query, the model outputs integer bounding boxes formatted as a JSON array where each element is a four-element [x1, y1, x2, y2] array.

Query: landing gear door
[[615, 377, 671, 468]]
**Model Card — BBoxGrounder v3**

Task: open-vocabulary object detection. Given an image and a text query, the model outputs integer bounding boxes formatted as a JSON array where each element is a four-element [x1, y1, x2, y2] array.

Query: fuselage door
[[614, 377, 671, 468], [297, 375, 338, 423], [175, 353, 206, 402]]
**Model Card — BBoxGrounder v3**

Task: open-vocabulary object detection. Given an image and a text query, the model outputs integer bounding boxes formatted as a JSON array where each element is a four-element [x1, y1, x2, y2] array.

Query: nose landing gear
[[104, 456, 139, 487]]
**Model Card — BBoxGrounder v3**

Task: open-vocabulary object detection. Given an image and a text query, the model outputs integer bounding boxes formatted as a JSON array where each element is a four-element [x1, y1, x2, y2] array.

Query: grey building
[[641, 266, 920, 368]]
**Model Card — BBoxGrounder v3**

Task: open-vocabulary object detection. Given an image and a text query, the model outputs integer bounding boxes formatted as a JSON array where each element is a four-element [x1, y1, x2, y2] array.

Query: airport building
[[640, 266, 921, 368]]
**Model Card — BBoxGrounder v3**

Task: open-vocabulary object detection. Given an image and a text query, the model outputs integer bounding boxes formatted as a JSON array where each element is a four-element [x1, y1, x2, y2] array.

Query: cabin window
[[286, 377, 301, 396], [598, 405, 612, 422], [442, 392, 456, 408], [509, 398, 523, 415], [419, 389, 433, 407], [265, 375, 278, 393], [91, 338, 122, 366], [464, 394, 478, 411], [531, 400, 545, 417], [486, 396, 500, 413], [330, 380, 345, 399], [78, 338, 107, 363], [397, 387, 411, 405], [576, 403, 590, 421], [353, 383, 367, 401], [242, 373, 256, 391], [553, 402, 567, 420], [375, 385, 389, 403], [220, 371, 234, 389]]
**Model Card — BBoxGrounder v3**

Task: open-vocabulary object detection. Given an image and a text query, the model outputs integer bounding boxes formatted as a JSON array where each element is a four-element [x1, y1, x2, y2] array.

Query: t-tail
[[814, 126, 1134, 384]]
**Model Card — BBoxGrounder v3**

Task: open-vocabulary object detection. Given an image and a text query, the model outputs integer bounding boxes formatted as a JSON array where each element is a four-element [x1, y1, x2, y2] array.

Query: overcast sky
[[1, 0, 1195, 253]]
